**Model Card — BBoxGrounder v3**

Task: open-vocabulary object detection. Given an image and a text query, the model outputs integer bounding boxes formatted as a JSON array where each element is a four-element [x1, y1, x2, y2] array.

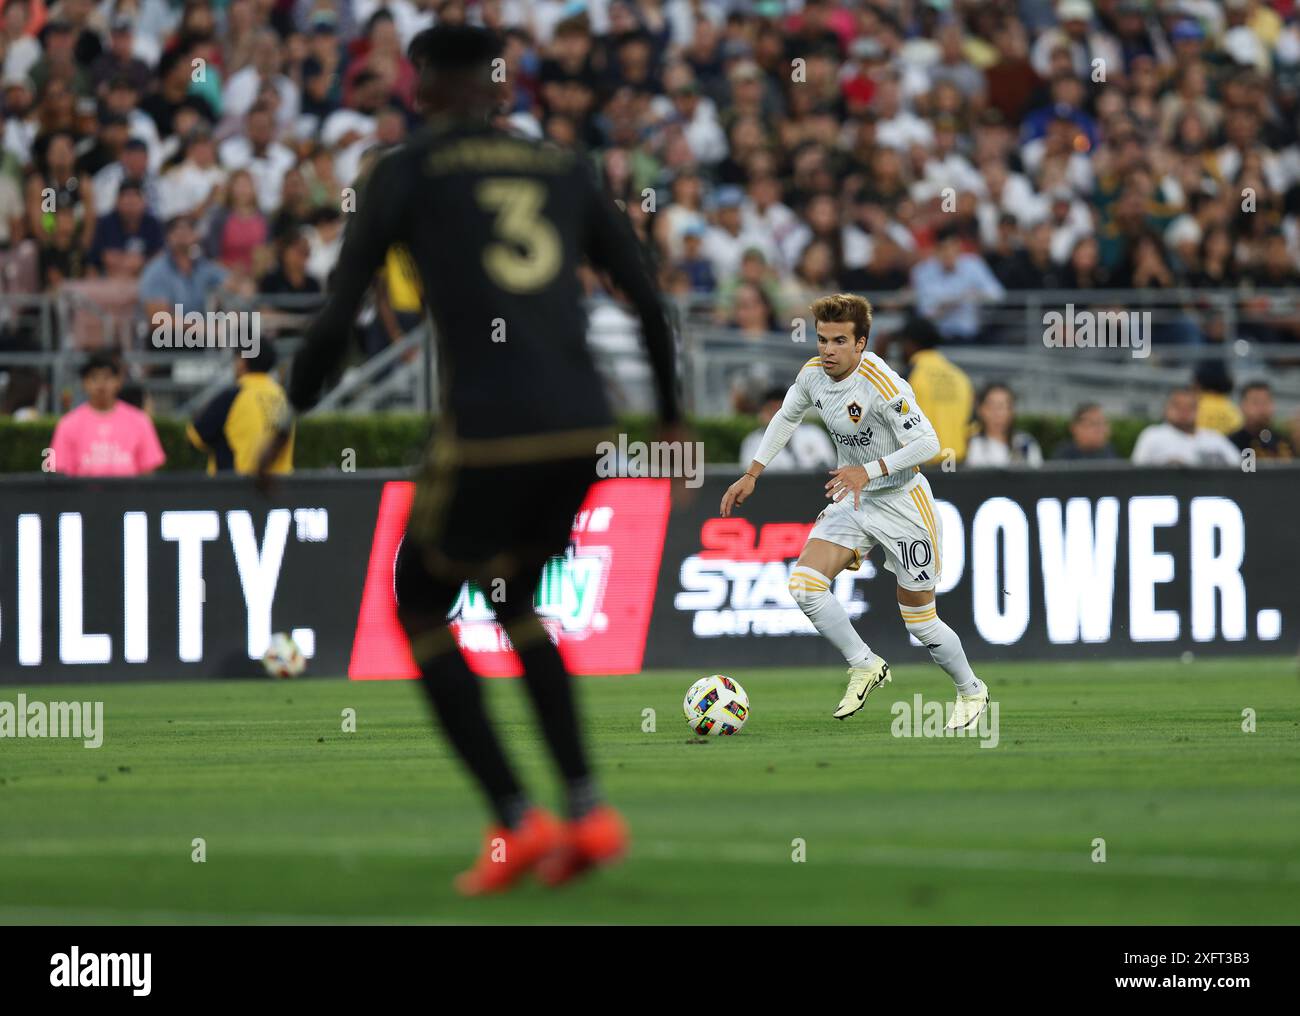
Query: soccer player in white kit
[[720, 294, 989, 729]]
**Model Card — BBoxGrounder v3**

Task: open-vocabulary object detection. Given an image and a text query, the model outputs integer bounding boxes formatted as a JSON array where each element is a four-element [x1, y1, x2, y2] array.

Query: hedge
[[0, 411, 1148, 474]]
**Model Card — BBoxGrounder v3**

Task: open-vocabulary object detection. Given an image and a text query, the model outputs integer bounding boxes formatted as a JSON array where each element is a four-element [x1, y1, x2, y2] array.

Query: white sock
[[788, 566, 874, 667], [898, 601, 981, 694]]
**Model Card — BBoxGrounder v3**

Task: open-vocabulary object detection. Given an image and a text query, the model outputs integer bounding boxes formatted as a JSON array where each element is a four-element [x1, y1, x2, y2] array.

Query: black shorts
[[394, 451, 598, 615]]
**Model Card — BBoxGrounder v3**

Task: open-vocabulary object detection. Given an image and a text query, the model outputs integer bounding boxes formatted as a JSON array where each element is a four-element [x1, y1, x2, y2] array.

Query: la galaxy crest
[[847, 401, 863, 424]]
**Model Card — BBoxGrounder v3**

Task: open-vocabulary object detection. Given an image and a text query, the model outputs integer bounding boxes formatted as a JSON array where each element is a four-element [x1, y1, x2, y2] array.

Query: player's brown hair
[[810, 293, 873, 348]]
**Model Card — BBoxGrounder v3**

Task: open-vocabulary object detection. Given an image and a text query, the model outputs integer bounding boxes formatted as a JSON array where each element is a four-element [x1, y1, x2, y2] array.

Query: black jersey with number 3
[[288, 118, 680, 452]]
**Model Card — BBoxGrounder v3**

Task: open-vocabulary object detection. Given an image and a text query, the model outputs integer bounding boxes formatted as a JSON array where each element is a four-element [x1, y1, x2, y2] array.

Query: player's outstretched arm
[[582, 169, 682, 427], [721, 381, 811, 515], [287, 153, 406, 416]]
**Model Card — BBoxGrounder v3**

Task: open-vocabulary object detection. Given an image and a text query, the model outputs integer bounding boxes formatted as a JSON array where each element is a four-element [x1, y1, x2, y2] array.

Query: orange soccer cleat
[[453, 808, 566, 897], [535, 805, 630, 888]]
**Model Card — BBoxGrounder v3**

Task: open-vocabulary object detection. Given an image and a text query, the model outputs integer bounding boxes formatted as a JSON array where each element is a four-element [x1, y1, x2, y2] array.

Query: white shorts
[[807, 474, 942, 591]]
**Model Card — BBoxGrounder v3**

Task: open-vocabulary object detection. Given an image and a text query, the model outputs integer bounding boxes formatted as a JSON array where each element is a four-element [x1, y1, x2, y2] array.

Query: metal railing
[[2, 287, 1298, 421]]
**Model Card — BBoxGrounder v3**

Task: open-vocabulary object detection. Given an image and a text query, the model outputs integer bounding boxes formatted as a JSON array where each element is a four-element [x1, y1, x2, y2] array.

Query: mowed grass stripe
[[1, 658, 1297, 924]]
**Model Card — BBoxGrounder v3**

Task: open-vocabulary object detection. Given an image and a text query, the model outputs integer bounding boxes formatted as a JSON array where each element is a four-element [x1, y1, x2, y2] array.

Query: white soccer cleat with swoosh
[[832, 658, 892, 719], [945, 683, 990, 731]]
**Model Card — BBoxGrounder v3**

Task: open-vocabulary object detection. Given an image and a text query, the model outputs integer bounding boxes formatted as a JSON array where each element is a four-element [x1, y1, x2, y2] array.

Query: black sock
[[416, 638, 527, 829], [563, 775, 602, 820], [515, 636, 593, 790]]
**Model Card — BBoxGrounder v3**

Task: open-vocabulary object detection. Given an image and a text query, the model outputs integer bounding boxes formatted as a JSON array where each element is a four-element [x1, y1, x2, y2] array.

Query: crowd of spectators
[[1, 0, 1300, 473], [0, 1, 1296, 355], [525, 0, 1300, 348]]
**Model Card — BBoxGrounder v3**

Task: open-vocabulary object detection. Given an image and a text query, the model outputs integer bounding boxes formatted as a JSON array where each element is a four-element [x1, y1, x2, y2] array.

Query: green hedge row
[[0, 411, 1146, 474]]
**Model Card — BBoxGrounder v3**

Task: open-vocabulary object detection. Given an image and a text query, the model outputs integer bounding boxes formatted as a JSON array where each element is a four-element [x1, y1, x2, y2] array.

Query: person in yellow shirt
[[1192, 360, 1243, 436], [188, 344, 295, 475], [896, 314, 975, 464]]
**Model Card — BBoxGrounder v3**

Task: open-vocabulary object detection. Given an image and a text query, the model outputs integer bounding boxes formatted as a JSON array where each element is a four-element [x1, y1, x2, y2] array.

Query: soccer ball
[[683, 674, 750, 736], [262, 632, 306, 679]]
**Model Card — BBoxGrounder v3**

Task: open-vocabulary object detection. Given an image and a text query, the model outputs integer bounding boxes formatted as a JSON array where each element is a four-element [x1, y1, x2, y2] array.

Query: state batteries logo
[[895, 399, 910, 415], [847, 401, 862, 424]]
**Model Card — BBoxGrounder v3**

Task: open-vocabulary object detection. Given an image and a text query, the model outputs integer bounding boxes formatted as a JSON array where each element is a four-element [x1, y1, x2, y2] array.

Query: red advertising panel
[[348, 478, 671, 679]]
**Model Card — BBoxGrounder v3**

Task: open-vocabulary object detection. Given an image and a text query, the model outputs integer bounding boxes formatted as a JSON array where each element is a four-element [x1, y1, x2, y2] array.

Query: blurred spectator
[[1192, 361, 1244, 435], [187, 344, 294, 476], [87, 178, 163, 278], [1, 366, 43, 419], [1062, 236, 1115, 288], [701, 184, 776, 283], [965, 382, 1043, 467], [725, 279, 777, 340], [674, 222, 715, 294], [157, 126, 225, 223], [896, 313, 974, 464], [298, 14, 345, 136], [777, 239, 836, 322], [30, 17, 90, 96], [90, 13, 151, 94], [269, 166, 317, 240], [138, 214, 231, 323], [341, 10, 416, 113], [911, 225, 1005, 342], [100, 74, 163, 172], [140, 48, 216, 140], [1131, 387, 1240, 467], [91, 136, 158, 218], [1051, 402, 1121, 460], [223, 27, 302, 133], [259, 228, 321, 299], [780, 191, 870, 283], [1, 2, 41, 86], [1229, 381, 1295, 459], [207, 168, 268, 274], [27, 129, 95, 251], [738, 385, 835, 471], [1187, 225, 1237, 289], [657, 70, 726, 166], [716, 247, 780, 322], [994, 220, 1070, 290], [654, 167, 706, 261], [367, 241, 423, 358], [49, 352, 165, 476], [38, 202, 87, 287], [217, 105, 294, 214]]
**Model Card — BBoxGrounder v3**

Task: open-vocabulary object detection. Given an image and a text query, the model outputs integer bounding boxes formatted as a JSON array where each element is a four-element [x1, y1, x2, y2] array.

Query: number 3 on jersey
[[475, 178, 562, 294]]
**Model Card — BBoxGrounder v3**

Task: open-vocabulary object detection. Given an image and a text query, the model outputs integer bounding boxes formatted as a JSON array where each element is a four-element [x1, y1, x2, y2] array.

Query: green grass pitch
[[1, 657, 1298, 924]]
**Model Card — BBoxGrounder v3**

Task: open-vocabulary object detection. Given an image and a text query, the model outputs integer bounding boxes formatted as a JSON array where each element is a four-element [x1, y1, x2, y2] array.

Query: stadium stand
[[0, 0, 1298, 456]]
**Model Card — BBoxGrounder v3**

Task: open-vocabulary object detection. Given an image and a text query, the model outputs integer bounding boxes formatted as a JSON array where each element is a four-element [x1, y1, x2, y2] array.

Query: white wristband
[[864, 459, 885, 481]]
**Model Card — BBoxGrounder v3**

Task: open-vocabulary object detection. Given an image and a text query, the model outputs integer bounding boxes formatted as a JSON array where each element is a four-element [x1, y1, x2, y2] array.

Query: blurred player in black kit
[[259, 24, 683, 894]]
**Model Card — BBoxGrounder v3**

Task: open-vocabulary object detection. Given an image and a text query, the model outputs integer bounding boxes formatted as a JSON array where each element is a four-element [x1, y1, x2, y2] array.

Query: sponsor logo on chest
[[832, 425, 873, 448]]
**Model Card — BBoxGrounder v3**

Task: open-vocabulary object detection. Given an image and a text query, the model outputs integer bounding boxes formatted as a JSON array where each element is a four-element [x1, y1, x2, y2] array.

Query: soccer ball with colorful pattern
[[683, 675, 750, 736], [262, 632, 306, 679]]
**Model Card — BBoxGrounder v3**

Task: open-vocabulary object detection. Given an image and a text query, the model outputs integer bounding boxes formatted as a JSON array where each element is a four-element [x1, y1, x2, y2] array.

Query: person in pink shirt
[[50, 353, 167, 477]]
